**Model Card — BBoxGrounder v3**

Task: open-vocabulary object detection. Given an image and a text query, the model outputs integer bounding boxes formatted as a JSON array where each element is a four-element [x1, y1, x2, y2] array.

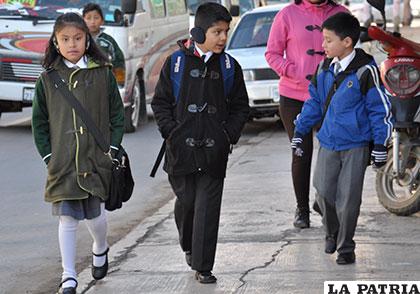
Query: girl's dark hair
[[294, 0, 338, 6], [42, 12, 107, 68]]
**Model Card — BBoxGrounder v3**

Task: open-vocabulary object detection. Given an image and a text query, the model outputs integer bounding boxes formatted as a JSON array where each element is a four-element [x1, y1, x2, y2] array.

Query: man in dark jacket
[[152, 2, 249, 284]]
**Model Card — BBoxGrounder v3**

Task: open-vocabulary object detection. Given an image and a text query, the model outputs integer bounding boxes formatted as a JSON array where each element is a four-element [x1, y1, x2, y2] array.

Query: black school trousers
[[279, 96, 313, 212], [169, 172, 224, 272]]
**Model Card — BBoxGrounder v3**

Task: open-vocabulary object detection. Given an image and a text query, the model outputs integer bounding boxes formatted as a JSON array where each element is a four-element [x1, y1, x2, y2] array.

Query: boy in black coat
[[151, 2, 249, 283]]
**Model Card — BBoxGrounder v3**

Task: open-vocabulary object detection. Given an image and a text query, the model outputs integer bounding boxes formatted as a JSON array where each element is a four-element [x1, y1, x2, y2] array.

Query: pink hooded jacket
[[265, 0, 348, 101]]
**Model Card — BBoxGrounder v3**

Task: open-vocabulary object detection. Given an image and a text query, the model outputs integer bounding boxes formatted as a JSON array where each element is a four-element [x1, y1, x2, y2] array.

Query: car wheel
[[124, 75, 147, 133]]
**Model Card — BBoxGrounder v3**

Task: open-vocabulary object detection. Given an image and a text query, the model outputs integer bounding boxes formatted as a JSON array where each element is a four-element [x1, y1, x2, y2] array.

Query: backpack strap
[[316, 59, 325, 77], [220, 52, 235, 98], [170, 50, 185, 103], [319, 69, 349, 126], [356, 65, 369, 81], [170, 50, 235, 102], [356, 64, 383, 96]]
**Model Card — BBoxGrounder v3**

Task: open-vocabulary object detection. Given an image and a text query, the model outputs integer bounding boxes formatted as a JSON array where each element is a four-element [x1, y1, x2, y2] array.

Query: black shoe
[[195, 271, 217, 284], [312, 201, 323, 216], [293, 208, 310, 229], [324, 235, 336, 254], [185, 251, 192, 267], [336, 252, 356, 265], [92, 248, 109, 280], [57, 277, 77, 294]]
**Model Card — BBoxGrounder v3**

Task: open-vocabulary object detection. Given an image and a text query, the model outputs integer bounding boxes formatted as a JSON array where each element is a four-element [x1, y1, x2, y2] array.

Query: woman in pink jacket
[[265, 0, 347, 229]]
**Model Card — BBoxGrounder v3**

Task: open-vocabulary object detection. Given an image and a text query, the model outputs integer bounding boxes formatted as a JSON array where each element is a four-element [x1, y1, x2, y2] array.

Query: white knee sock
[[58, 216, 79, 288], [85, 204, 108, 267]]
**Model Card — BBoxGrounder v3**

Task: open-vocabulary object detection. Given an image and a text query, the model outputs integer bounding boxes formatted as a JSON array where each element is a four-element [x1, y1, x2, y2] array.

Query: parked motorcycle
[[367, 0, 420, 215]]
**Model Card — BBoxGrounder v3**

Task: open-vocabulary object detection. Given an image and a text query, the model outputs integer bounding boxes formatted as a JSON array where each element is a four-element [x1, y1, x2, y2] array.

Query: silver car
[[226, 4, 288, 119]]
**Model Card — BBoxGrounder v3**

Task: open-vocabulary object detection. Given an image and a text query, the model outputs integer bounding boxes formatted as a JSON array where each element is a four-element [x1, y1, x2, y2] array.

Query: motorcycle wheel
[[375, 147, 420, 216]]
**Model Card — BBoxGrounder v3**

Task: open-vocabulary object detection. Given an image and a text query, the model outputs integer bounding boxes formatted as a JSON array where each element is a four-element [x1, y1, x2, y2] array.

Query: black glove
[[291, 132, 304, 157], [371, 144, 387, 168]]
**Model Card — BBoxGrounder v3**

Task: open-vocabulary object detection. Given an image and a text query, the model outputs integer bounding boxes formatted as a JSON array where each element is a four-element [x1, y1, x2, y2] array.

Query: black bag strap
[[320, 73, 347, 126], [48, 69, 110, 154], [150, 141, 166, 178]]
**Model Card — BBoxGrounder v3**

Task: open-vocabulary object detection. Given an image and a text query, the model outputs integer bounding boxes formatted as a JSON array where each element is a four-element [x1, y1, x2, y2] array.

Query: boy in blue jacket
[[292, 12, 393, 265]]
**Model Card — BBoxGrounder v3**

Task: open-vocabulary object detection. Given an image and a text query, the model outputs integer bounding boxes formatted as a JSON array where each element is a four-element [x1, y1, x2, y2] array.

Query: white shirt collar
[[331, 49, 356, 73], [194, 42, 213, 63], [63, 55, 88, 69]]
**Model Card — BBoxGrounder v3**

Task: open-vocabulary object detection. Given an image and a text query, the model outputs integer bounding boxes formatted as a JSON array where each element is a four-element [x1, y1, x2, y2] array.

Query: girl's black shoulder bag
[[48, 69, 134, 211]]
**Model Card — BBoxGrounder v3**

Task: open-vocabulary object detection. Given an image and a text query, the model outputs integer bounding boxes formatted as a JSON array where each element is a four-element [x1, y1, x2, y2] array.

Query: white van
[[0, 0, 189, 132]]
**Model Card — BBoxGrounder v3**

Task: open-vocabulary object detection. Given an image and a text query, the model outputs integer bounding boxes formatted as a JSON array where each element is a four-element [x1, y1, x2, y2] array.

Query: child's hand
[[111, 148, 118, 160], [371, 144, 387, 168], [291, 134, 304, 157]]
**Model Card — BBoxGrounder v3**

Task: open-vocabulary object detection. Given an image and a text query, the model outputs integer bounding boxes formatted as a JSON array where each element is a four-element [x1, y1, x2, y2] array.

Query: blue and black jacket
[[295, 48, 393, 151]]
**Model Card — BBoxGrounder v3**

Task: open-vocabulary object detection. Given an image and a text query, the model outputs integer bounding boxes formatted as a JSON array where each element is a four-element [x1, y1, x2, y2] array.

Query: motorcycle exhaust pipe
[[392, 130, 400, 176]]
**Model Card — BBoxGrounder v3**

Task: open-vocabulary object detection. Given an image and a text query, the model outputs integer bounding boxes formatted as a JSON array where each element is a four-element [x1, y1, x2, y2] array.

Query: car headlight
[[243, 70, 255, 81]]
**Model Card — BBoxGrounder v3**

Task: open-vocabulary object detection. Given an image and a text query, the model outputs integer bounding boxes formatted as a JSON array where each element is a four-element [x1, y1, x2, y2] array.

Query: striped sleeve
[[362, 64, 393, 146]]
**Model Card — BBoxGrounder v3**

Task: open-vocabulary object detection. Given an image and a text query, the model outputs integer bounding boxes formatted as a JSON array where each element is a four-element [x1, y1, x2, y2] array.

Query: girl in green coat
[[32, 13, 124, 294]]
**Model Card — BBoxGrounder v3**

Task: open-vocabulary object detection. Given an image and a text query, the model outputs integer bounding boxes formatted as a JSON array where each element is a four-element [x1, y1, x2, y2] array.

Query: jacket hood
[[177, 39, 196, 56], [323, 48, 375, 73]]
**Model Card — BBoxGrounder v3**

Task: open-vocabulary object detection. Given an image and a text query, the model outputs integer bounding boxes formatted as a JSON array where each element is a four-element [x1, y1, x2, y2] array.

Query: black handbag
[[107, 146, 134, 211], [49, 70, 134, 211]]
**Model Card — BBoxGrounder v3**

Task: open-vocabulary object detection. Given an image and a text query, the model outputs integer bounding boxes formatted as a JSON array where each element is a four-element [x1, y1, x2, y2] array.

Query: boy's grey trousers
[[314, 146, 369, 254]]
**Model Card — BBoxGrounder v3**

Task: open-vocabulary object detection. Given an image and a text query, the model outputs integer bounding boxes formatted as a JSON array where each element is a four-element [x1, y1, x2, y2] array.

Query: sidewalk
[[76, 126, 420, 294]]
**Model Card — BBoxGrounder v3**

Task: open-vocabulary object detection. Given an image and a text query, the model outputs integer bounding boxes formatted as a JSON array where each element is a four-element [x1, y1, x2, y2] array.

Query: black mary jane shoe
[[195, 271, 217, 284], [185, 251, 192, 267], [57, 277, 77, 294], [92, 248, 109, 280]]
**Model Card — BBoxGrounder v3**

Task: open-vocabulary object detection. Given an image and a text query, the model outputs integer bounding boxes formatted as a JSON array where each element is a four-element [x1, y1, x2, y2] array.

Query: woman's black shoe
[[293, 208, 310, 228], [92, 248, 109, 280], [57, 277, 77, 294], [195, 271, 217, 284]]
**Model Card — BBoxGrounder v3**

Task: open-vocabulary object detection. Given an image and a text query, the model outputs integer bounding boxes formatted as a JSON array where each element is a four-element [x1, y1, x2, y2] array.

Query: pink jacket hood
[[265, 0, 348, 101]]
